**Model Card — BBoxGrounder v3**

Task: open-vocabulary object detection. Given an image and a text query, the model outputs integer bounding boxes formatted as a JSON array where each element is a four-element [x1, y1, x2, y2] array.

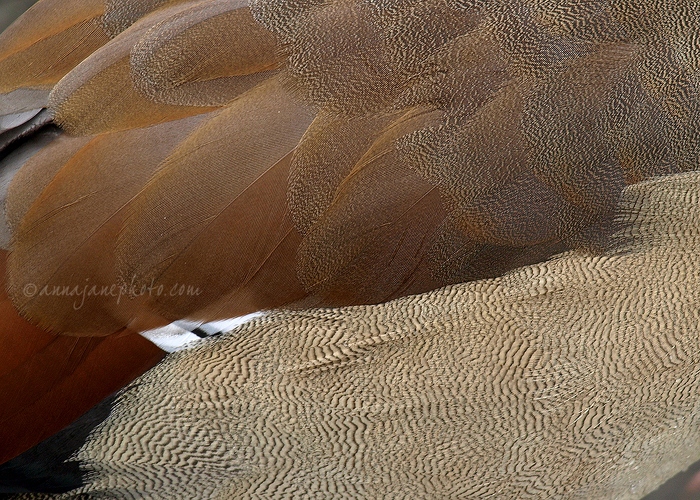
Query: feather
[[0, 127, 61, 249], [103, 0, 202, 37], [251, 0, 483, 113], [4, 134, 92, 236], [0, 109, 42, 134], [153, 152, 307, 322], [0, 109, 53, 162], [0, 88, 50, 117], [296, 107, 447, 305], [523, 44, 638, 223], [130, 0, 282, 106], [1, 0, 700, 497], [7, 114, 209, 335], [287, 110, 401, 236], [0, 249, 164, 465], [0, 0, 39, 33], [401, 82, 566, 248], [0, 0, 108, 99], [1, 0, 698, 325], [8, 171, 699, 499], [114, 76, 314, 321], [48, 1, 217, 135], [0, 332, 164, 467], [0, 396, 115, 494]]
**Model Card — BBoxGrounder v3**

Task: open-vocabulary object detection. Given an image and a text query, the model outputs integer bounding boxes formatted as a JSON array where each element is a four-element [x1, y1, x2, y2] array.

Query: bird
[[0, 0, 699, 497], [3, 171, 700, 499]]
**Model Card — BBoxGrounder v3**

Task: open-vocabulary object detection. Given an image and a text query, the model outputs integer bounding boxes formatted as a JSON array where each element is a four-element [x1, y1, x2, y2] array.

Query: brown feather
[[0, 0, 108, 95], [156, 153, 308, 322], [130, 0, 282, 106], [4, 134, 92, 235], [296, 107, 447, 305], [288, 110, 401, 236], [7, 114, 209, 335], [103, 0, 201, 37], [0, 249, 164, 464], [115, 76, 315, 320], [49, 1, 217, 135], [0, 330, 164, 465], [0, 126, 61, 249]]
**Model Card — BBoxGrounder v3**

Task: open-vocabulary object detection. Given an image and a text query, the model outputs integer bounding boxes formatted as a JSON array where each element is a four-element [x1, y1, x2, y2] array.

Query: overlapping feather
[[7, 115, 209, 335], [1, 2, 700, 494], [130, 0, 282, 106], [0, 0, 108, 104], [0, 249, 164, 465], [115, 76, 314, 322], [2, 0, 700, 336]]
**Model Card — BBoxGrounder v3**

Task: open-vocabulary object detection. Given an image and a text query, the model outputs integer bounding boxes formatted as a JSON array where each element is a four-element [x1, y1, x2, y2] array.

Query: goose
[[0, 0, 699, 498], [4, 172, 700, 499]]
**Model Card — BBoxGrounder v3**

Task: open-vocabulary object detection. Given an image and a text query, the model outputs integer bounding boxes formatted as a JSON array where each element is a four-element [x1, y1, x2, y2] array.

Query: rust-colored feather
[[0, 249, 164, 464], [7, 115, 209, 335]]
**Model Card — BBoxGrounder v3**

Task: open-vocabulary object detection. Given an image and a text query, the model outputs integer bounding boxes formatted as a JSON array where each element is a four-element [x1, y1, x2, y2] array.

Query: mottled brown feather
[[49, 1, 216, 135], [130, 0, 282, 106]]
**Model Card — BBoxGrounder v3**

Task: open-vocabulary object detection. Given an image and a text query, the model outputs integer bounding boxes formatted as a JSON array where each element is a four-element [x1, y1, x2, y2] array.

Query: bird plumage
[[4, 0, 699, 333], [5, 171, 700, 498], [0, 0, 700, 497], [0, 249, 164, 466]]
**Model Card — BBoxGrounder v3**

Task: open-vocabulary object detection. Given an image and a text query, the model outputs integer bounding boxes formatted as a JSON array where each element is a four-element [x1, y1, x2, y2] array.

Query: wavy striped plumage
[[0, 0, 699, 498]]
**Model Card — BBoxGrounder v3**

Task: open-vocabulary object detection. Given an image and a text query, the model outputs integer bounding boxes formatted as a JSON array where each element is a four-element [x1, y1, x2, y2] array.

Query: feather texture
[[296, 107, 447, 305], [115, 76, 314, 321], [0, 0, 108, 101], [6, 171, 698, 499], [1, 1, 700, 496], [48, 1, 216, 135], [0, 127, 60, 249], [7, 114, 209, 335], [103, 0, 199, 36], [0, 249, 164, 465], [1, 0, 699, 334], [130, 0, 282, 106]]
